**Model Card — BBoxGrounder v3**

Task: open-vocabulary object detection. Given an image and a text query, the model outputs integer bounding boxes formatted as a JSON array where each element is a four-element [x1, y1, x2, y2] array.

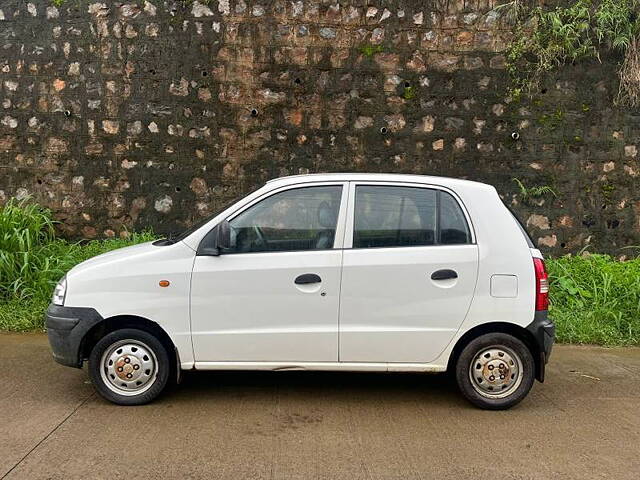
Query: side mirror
[[197, 220, 232, 256], [216, 219, 231, 251]]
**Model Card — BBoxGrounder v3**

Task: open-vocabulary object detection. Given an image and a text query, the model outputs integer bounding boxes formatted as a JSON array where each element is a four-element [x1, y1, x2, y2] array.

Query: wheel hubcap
[[100, 340, 157, 396], [469, 346, 523, 398]]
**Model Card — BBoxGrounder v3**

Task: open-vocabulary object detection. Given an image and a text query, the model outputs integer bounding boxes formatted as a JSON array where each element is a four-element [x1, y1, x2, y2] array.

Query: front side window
[[226, 185, 342, 253], [353, 185, 471, 248]]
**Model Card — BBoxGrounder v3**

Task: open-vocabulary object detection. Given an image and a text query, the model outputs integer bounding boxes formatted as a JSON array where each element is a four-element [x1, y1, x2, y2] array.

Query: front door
[[339, 183, 479, 363], [190, 183, 347, 363]]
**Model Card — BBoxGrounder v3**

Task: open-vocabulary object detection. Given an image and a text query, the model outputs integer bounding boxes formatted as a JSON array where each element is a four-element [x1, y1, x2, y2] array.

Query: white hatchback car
[[47, 173, 554, 409]]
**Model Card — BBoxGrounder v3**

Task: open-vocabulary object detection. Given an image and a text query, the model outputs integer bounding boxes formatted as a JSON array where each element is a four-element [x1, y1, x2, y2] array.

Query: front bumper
[[526, 310, 555, 382], [45, 304, 103, 368]]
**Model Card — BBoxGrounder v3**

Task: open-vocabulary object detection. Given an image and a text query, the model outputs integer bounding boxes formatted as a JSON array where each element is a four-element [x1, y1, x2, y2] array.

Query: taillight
[[533, 258, 549, 311]]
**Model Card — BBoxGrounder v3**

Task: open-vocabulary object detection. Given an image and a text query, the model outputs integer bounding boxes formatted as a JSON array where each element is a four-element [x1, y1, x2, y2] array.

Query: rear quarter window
[[439, 191, 472, 245], [505, 205, 535, 248]]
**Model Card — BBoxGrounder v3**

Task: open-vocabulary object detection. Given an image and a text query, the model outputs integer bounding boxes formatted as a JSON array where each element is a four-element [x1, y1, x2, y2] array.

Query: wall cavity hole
[[560, 242, 566, 248], [201, 71, 208, 77], [379, 127, 388, 134], [607, 219, 620, 229], [404, 81, 411, 88], [294, 78, 302, 85], [36, 179, 43, 185], [250, 108, 259, 117], [582, 218, 595, 227], [175, 186, 181, 192]]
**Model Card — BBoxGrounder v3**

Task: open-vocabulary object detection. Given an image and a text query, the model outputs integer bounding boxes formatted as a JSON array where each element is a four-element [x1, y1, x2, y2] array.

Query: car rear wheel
[[455, 332, 535, 410], [89, 328, 170, 405]]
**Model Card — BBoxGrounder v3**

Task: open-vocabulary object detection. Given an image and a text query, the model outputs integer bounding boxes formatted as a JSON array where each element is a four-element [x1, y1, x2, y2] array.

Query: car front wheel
[[455, 332, 535, 410], [89, 328, 170, 405]]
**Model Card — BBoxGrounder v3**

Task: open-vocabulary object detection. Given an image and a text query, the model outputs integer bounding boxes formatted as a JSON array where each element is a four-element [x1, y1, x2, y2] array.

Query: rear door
[[338, 182, 479, 363]]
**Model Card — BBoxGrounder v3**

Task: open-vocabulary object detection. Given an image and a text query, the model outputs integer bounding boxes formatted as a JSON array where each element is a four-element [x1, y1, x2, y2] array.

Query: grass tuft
[[0, 199, 155, 331], [547, 254, 640, 346], [1, 200, 639, 346]]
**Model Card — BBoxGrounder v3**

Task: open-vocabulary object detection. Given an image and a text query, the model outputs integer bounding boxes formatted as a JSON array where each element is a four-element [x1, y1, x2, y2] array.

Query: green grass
[[1, 199, 639, 346], [547, 254, 640, 346], [0, 199, 155, 331]]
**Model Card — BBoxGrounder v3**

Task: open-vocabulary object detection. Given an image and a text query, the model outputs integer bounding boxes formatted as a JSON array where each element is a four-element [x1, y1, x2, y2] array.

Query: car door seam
[[336, 181, 351, 362]]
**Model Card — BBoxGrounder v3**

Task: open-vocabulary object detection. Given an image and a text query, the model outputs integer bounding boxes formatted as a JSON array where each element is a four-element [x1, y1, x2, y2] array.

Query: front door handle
[[295, 273, 322, 285], [431, 269, 458, 281]]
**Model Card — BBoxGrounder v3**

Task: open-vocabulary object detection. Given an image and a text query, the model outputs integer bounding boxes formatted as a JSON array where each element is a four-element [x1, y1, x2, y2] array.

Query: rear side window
[[353, 186, 471, 249]]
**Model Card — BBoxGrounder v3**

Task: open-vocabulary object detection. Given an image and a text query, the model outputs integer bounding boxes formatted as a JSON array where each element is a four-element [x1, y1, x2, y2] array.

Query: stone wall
[[0, 0, 638, 255]]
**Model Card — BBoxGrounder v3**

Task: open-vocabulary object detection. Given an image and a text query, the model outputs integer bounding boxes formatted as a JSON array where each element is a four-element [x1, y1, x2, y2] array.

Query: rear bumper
[[45, 304, 103, 368], [526, 310, 555, 382]]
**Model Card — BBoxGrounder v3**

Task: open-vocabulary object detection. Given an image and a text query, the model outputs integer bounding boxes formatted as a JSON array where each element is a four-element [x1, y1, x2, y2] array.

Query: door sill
[[192, 361, 447, 373]]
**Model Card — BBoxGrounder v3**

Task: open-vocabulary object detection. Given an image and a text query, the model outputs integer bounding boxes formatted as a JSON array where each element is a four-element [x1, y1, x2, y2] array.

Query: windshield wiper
[[152, 232, 178, 246]]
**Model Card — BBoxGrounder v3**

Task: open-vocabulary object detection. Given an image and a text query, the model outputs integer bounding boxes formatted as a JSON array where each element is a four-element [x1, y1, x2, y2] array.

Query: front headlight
[[52, 277, 67, 306]]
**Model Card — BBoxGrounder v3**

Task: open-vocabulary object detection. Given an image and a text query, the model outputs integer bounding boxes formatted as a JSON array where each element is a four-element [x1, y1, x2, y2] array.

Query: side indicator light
[[159, 280, 170, 288]]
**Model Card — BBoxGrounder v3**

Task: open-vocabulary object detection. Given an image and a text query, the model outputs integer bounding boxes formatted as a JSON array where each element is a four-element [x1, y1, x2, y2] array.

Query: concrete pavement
[[1, 332, 639, 479]]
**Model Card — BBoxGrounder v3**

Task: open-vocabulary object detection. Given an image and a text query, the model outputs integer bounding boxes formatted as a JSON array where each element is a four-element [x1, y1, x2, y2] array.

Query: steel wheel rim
[[468, 345, 523, 399], [100, 339, 158, 396]]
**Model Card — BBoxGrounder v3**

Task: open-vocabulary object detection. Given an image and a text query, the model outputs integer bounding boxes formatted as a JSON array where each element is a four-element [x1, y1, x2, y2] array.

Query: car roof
[[265, 173, 494, 192]]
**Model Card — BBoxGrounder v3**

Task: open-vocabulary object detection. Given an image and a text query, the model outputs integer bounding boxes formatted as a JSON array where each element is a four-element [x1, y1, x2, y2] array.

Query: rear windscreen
[[504, 204, 535, 248]]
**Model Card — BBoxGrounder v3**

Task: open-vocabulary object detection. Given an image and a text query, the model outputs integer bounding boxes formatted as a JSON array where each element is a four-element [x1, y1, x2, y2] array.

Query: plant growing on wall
[[512, 178, 558, 203], [359, 44, 384, 58], [506, 0, 640, 105]]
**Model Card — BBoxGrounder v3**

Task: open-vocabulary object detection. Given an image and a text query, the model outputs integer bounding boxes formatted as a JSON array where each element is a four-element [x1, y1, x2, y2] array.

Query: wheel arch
[[447, 322, 543, 381], [80, 315, 180, 381]]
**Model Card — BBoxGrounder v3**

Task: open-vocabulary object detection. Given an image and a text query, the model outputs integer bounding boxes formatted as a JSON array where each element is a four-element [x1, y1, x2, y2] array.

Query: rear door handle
[[295, 273, 322, 285], [431, 269, 458, 281]]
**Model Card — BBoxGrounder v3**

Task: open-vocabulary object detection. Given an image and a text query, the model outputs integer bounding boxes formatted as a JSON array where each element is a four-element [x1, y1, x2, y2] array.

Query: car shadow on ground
[[163, 369, 464, 405]]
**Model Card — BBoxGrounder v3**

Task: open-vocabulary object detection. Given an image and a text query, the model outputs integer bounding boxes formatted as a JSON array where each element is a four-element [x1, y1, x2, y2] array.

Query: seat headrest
[[317, 201, 337, 228]]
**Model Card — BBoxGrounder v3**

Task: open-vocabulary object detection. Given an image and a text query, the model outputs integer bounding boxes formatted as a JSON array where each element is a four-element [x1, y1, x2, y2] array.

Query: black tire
[[455, 332, 535, 410], [88, 328, 171, 406]]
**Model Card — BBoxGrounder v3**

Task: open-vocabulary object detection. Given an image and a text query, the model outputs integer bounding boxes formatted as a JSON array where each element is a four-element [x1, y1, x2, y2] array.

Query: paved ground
[[1, 333, 639, 480]]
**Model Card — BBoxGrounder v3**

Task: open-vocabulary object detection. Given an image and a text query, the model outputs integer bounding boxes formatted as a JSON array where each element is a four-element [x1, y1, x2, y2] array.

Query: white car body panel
[[339, 244, 478, 363], [193, 361, 446, 372], [64, 241, 196, 367], [191, 249, 343, 362], [61, 173, 538, 373]]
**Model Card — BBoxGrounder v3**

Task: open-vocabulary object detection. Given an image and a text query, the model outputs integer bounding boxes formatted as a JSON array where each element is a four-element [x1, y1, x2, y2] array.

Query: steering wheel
[[252, 225, 267, 249]]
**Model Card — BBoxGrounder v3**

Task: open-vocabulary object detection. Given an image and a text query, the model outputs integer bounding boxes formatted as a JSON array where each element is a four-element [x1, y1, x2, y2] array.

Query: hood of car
[[67, 241, 159, 278]]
